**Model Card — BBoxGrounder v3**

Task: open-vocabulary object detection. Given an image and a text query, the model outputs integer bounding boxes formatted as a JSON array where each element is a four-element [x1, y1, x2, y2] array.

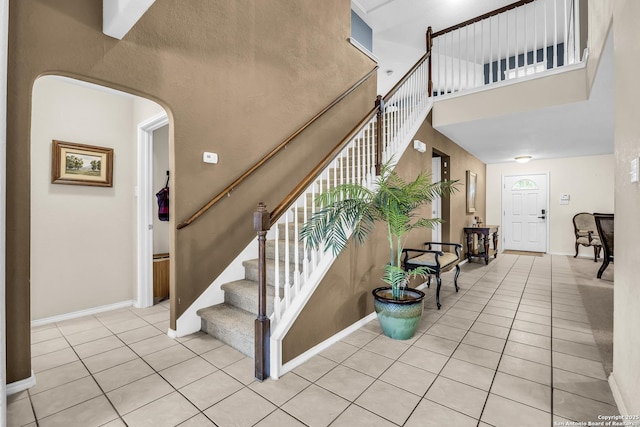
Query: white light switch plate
[[631, 157, 639, 183], [203, 152, 218, 164]]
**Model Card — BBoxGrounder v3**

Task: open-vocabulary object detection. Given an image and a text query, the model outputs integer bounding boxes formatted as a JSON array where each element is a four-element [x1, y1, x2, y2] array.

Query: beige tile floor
[[7, 254, 619, 426]]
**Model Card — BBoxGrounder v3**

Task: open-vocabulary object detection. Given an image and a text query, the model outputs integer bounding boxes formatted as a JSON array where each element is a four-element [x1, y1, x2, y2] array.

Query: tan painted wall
[[283, 116, 486, 362], [612, 1, 640, 414], [6, 0, 375, 382], [486, 155, 614, 256]]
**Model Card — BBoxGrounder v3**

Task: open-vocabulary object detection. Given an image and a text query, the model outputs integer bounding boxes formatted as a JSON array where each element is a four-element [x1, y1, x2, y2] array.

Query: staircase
[[197, 50, 432, 377], [197, 148, 370, 357]]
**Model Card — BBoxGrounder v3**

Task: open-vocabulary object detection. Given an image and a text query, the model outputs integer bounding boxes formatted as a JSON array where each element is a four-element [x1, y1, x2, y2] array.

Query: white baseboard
[[166, 328, 177, 339], [278, 312, 378, 378], [31, 300, 134, 327], [608, 372, 629, 415], [6, 371, 36, 395]]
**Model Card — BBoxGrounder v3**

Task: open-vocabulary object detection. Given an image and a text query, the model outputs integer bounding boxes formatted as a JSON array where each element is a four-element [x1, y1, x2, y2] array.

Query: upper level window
[[351, 10, 373, 53], [511, 179, 538, 190]]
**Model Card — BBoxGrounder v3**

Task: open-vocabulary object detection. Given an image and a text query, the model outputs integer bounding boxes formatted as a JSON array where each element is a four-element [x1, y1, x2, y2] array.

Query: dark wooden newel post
[[254, 202, 270, 381], [375, 94, 384, 175]]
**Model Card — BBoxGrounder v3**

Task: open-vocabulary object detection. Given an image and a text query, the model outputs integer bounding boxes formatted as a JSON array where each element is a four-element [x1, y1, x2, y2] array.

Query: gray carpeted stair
[[197, 218, 302, 358], [198, 304, 254, 357]]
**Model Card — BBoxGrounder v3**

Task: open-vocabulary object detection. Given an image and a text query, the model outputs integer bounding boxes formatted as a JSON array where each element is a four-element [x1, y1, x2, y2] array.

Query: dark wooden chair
[[594, 213, 614, 279], [572, 212, 602, 262], [402, 242, 462, 309]]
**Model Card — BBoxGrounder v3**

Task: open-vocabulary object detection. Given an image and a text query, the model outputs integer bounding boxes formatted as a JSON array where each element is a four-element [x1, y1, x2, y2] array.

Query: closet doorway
[[136, 114, 171, 308]]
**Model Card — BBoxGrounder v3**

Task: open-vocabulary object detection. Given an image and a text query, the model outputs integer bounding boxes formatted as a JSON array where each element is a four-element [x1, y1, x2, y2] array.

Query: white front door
[[431, 157, 442, 246], [502, 173, 548, 252]]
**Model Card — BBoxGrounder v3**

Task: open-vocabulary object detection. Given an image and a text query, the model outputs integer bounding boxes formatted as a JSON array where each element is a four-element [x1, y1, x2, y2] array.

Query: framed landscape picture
[[466, 170, 477, 213], [51, 140, 113, 187]]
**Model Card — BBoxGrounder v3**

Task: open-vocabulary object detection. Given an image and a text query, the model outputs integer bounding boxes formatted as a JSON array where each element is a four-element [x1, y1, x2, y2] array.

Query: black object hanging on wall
[[156, 171, 169, 221]]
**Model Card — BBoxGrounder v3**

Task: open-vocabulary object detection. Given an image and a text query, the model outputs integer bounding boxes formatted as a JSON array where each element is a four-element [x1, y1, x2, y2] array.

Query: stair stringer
[[269, 99, 433, 379]]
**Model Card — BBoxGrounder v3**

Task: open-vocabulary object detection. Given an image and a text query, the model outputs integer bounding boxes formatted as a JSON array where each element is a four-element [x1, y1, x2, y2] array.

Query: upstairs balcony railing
[[431, 0, 584, 97]]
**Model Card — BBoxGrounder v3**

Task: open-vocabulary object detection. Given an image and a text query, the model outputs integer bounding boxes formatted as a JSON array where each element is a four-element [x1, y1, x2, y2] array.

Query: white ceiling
[[352, 0, 614, 164]]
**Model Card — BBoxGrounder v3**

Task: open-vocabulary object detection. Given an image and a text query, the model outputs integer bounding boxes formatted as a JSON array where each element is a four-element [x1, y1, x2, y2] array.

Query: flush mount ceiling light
[[515, 155, 532, 163], [386, 69, 394, 76]]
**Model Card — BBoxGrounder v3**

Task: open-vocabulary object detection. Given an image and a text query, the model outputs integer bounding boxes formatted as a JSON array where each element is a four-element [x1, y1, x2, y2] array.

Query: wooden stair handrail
[[269, 104, 379, 225], [432, 0, 535, 38], [383, 50, 430, 104], [176, 65, 378, 230], [269, 50, 432, 225]]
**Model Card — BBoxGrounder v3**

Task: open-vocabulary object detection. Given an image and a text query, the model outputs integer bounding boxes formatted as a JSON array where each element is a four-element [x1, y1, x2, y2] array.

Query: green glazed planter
[[372, 286, 425, 340]]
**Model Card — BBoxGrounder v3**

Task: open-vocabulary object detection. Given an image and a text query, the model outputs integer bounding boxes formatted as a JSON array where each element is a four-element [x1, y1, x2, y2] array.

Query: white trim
[[136, 113, 169, 309], [269, 252, 337, 378], [103, 0, 155, 40], [350, 0, 368, 19], [166, 328, 177, 339], [1, 0, 8, 421], [6, 371, 36, 396], [348, 37, 379, 63], [174, 238, 257, 338], [608, 372, 629, 415], [31, 300, 134, 327], [275, 312, 378, 380]]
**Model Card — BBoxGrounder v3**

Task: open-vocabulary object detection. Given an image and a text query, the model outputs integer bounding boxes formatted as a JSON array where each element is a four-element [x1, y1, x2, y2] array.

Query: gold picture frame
[[51, 140, 113, 187], [466, 170, 477, 213]]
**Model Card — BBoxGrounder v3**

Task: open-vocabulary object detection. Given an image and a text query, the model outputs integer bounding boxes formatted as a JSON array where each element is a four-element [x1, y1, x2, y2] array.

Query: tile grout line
[[101, 307, 219, 425], [473, 255, 539, 427], [308, 262, 500, 426], [394, 255, 521, 426], [34, 306, 212, 426], [46, 315, 126, 426]]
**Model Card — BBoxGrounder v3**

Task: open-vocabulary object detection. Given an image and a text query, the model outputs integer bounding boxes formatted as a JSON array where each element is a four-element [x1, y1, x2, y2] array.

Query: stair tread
[[197, 304, 254, 335], [222, 279, 275, 296], [243, 258, 298, 270]]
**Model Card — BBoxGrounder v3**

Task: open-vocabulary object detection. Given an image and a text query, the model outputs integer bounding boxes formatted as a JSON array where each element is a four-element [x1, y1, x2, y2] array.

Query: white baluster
[[456, 29, 461, 92], [284, 211, 290, 307], [302, 191, 309, 284], [563, 0, 568, 66], [524, 3, 528, 71], [553, 0, 557, 69], [497, 13, 502, 82], [544, 0, 548, 71], [534, 1, 538, 70], [576, 0, 580, 62], [481, 21, 485, 85], [515, 6, 519, 78], [274, 217, 280, 322], [293, 199, 300, 295]]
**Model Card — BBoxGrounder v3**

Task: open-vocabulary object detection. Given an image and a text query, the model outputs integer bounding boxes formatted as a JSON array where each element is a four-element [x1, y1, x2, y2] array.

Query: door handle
[[538, 216, 546, 219]]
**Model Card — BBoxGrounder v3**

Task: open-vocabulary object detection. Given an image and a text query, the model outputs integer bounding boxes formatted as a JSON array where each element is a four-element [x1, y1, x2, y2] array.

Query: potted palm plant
[[300, 160, 458, 340]]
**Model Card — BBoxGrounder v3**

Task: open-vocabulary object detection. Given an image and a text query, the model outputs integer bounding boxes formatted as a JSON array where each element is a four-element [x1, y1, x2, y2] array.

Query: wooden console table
[[464, 225, 499, 265]]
